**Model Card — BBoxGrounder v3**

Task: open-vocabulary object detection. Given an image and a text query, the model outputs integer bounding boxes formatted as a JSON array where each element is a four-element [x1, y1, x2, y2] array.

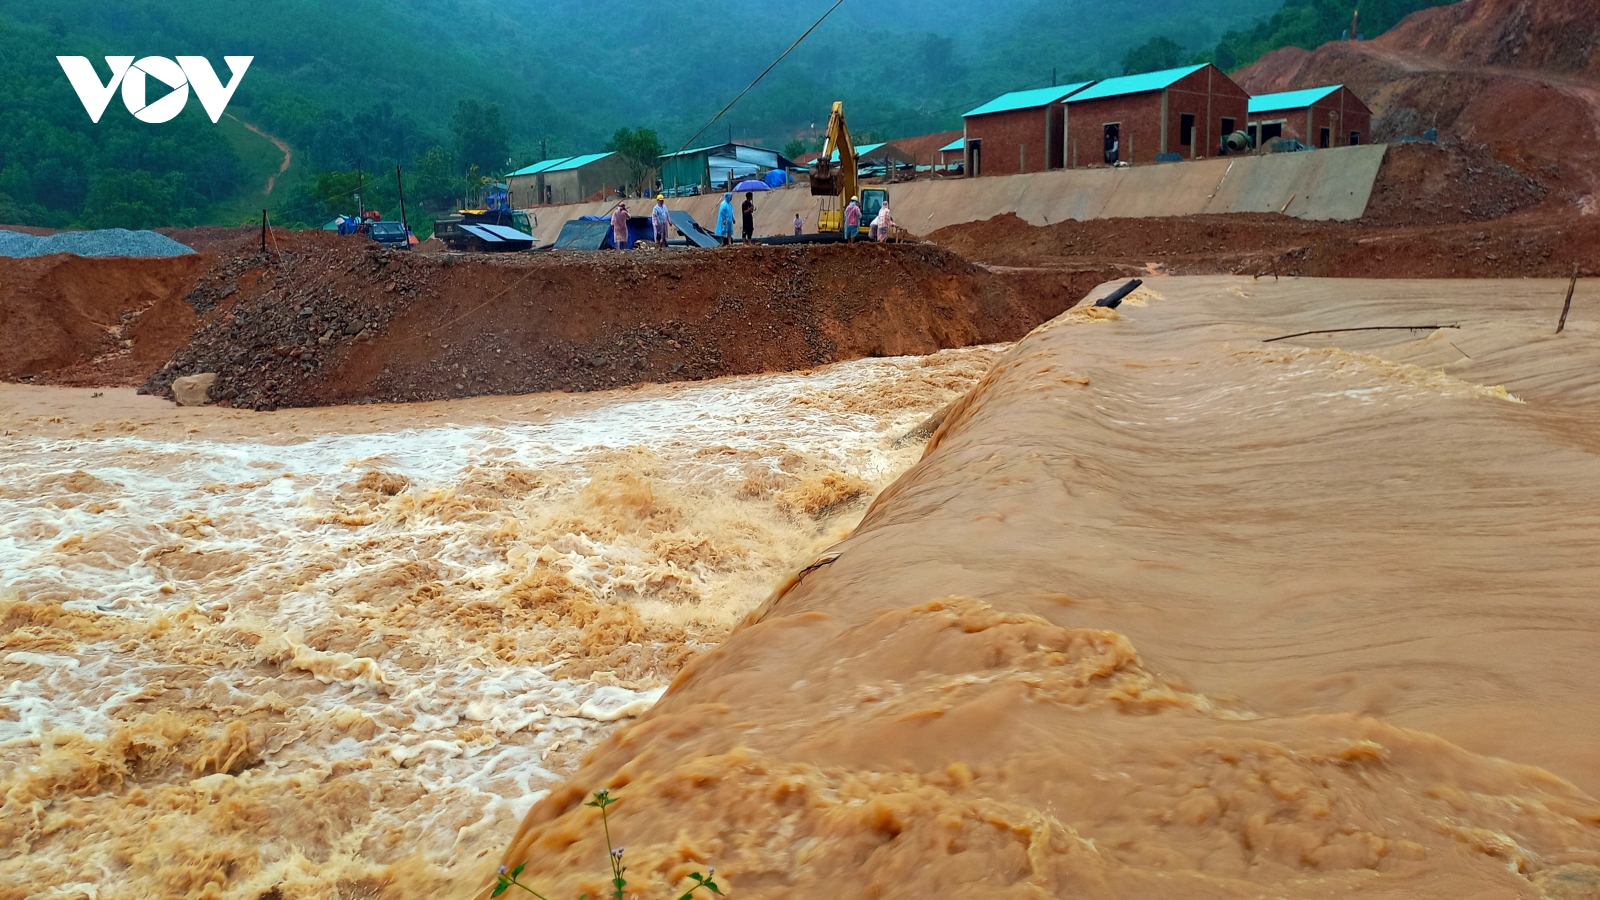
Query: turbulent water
[[493, 277, 1600, 900], [0, 349, 997, 900]]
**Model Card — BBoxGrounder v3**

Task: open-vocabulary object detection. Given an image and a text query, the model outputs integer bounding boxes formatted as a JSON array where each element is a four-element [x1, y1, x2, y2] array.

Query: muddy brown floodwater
[[495, 277, 1600, 900], [0, 347, 1001, 900]]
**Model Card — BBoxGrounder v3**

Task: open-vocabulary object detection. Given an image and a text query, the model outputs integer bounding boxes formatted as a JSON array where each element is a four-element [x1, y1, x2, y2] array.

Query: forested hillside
[[0, 0, 1453, 230]]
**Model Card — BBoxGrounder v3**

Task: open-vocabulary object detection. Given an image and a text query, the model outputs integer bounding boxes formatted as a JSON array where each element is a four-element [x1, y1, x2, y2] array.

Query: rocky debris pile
[[1363, 140, 1550, 227], [142, 235, 414, 408], [144, 234, 1085, 411], [0, 228, 195, 259]]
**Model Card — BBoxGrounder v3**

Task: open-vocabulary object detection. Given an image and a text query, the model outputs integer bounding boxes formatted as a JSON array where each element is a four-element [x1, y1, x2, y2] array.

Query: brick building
[[1247, 85, 1373, 149], [1063, 64, 1249, 167], [962, 82, 1091, 177]]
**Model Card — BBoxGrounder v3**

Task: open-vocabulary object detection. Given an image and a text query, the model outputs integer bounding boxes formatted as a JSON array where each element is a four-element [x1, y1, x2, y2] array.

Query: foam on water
[[0, 349, 999, 900]]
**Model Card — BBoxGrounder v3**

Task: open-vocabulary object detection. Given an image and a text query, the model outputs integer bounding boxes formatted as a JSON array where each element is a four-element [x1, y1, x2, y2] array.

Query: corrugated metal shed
[[940, 137, 964, 153], [1068, 64, 1205, 102], [659, 143, 798, 191], [1249, 85, 1343, 113], [965, 82, 1092, 117]]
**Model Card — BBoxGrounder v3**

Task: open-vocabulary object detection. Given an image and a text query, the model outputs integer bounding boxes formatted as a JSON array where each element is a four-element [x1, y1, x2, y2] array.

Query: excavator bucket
[[810, 160, 839, 197]]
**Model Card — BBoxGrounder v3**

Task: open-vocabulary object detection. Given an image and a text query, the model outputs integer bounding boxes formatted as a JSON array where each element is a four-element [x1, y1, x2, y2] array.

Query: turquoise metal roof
[[965, 82, 1091, 117], [829, 142, 886, 163], [1249, 84, 1341, 113], [940, 137, 964, 152], [1068, 64, 1206, 102], [543, 151, 615, 172], [507, 157, 573, 176], [660, 145, 719, 159]]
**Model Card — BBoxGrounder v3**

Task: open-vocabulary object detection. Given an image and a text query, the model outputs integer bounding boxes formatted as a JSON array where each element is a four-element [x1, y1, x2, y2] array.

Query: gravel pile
[[0, 228, 195, 259]]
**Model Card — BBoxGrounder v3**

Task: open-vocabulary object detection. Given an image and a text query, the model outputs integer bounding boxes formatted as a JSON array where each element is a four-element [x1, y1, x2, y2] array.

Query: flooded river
[[0, 348, 997, 900]]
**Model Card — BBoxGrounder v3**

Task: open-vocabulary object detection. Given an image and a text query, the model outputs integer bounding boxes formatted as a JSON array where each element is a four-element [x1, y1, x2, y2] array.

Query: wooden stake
[[260, 209, 267, 253], [1557, 264, 1578, 334]]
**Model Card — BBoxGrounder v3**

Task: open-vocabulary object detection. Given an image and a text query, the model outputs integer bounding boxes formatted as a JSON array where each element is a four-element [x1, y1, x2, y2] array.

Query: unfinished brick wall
[[964, 107, 1060, 176]]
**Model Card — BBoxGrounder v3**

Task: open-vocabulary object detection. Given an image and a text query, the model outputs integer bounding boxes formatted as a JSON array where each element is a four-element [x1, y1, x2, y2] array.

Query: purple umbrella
[[734, 179, 770, 192]]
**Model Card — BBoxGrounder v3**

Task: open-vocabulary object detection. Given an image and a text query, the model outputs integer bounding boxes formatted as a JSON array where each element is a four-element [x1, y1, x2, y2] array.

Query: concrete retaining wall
[[516, 143, 1386, 245]]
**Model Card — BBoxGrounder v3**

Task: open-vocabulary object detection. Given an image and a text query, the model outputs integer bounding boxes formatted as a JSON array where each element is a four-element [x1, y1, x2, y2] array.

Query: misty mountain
[[0, 0, 1443, 228]]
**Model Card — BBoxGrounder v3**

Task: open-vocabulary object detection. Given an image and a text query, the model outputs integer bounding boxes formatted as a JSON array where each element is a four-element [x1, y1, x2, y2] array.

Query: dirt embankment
[[143, 231, 1099, 410], [0, 252, 208, 384], [933, 207, 1600, 278], [932, 141, 1586, 277]]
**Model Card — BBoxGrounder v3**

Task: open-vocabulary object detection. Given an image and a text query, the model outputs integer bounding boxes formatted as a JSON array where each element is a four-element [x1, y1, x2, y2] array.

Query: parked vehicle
[[364, 220, 411, 249], [433, 208, 535, 252]]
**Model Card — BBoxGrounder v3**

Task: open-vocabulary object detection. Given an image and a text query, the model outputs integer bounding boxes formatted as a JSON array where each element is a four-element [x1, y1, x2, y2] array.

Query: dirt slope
[[0, 253, 207, 383], [1236, 0, 1600, 206], [931, 206, 1600, 277], [144, 232, 1103, 410]]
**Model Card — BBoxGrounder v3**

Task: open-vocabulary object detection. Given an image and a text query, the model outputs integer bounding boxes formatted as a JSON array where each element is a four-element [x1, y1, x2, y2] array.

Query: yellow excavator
[[809, 101, 887, 237]]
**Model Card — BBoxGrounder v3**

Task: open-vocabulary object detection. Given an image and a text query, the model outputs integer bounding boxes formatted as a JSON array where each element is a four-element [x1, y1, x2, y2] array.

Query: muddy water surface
[[495, 278, 1600, 900], [0, 349, 998, 900]]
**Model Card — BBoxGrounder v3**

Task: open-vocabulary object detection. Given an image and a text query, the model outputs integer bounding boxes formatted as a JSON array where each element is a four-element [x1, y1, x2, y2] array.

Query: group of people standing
[[841, 195, 895, 243], [610, 195, 676, 249], [714, 191, 760, 245], [608, 190, 896, 249]]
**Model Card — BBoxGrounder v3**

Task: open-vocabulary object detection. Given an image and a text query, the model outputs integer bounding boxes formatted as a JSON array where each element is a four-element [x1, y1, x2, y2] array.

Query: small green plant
[[494, 790, 722, 900]]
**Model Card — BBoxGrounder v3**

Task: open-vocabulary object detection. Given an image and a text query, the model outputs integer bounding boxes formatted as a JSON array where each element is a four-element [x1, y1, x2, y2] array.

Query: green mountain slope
[[0, 0, 1448, 229]]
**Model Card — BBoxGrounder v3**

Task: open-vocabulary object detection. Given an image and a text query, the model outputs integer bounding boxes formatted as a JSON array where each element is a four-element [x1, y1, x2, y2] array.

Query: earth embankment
[[0, 252, 207, 383], [143, 232, 1105, 410]]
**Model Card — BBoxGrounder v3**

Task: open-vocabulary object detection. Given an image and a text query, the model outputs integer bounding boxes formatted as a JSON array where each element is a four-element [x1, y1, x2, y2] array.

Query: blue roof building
[[1247, 84, 1373, 149], [1063, 63, 1249, 166], [961, 81, 1093, 176]]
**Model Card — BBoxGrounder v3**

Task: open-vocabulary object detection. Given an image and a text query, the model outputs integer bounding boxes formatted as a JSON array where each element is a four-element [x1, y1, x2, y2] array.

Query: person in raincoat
[[871, 201, 894, 243], [651, 194, 671, 248], [715, 192, 735, 246], [611, 202, 630, 250], [843, 196, 861, 243], [794, 212, 804, 235]]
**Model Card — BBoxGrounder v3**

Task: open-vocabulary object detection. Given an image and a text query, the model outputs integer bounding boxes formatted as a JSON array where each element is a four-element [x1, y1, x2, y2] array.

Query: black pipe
[[1094, 278, 1143, 308]]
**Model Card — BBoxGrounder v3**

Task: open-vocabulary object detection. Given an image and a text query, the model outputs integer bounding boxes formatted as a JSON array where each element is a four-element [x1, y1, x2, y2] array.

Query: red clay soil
[[0, 252, 208, 384], [931, 208, 1600, 279], [1235, 0, 1600, 204], [143, 231, 1101, 410]]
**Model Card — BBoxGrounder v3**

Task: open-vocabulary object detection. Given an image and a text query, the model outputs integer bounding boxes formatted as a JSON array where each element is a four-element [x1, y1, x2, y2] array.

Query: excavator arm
[[810, 101, 857, 232]]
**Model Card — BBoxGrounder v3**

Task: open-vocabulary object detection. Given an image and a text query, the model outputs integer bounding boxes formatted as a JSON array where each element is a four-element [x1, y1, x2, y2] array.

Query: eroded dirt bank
[[140, 233, 1099, 410], [491, 277, 1600, 899], [0, 252, 207, 383]]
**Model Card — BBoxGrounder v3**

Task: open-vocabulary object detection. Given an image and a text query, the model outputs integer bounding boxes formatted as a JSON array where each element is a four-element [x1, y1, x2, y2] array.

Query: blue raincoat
[[716, 193, 735, 237]]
